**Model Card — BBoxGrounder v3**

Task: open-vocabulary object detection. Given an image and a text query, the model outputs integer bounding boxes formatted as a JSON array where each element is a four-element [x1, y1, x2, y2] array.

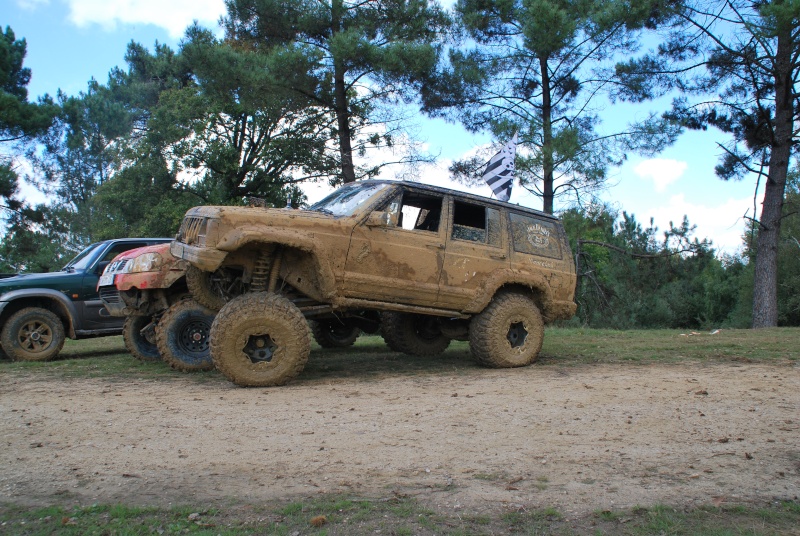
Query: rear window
[[509, 213, 562, 259]]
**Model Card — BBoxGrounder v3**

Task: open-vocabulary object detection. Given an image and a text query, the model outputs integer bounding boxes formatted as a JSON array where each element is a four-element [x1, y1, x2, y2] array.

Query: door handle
[[426, 243, 445, 249], [490, 254, 507, 260]]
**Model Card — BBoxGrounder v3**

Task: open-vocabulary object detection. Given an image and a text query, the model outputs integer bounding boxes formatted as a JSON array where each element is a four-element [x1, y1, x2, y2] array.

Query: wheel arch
[[221, 237, 338, 301], [464, 271, 554, 321], [0, 291, 77, 339]]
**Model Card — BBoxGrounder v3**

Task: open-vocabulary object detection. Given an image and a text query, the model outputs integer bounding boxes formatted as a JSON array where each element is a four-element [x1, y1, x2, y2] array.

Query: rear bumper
[[546, 300, 577, 322]]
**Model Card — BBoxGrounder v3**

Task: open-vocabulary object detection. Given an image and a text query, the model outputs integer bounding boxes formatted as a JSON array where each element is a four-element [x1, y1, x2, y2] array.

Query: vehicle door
[[344, 189, 447, 305], [79, 241, 150, 330], [436, 199, 509, 310]]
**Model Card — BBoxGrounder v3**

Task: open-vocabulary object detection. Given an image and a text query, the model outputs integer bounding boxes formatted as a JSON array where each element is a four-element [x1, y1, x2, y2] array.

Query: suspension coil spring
[[250, 250, 273, 292]]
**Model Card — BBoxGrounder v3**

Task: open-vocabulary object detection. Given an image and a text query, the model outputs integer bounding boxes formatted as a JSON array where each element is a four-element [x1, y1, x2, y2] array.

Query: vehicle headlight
[[126, 252, 163, 273], [197, 218, 219, 247]]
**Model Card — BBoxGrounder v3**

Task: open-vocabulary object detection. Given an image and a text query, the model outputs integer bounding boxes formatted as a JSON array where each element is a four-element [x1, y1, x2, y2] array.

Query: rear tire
[[1, 307, 65, 362], [380, 312, 450, 356], [210, 292, 310, 387], [156, 299, 215, 372], [469, 292, 544, 368], [123, 315, 161, 362], [309, 318, 360, 348]]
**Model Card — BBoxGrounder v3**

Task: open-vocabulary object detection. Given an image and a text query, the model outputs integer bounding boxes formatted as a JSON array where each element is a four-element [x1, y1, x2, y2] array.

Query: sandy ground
[[1, 362, 799, 517]]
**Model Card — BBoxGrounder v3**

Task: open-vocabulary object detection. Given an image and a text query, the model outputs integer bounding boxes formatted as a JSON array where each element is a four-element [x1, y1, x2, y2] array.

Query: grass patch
[[3, 498, 798, 535], [1, 327, 797, 386]]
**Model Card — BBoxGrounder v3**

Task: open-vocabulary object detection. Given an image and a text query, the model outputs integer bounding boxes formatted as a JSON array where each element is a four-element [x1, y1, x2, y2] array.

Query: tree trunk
[[540, 55, 554, 214], [331, 0, 356, 184], [751, 22, 793, 328]]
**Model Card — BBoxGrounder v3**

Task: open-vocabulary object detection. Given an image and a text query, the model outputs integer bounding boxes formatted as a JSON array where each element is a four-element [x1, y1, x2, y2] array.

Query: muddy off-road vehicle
[[98, 243, 217, 371], [171, 180, 577, 387]]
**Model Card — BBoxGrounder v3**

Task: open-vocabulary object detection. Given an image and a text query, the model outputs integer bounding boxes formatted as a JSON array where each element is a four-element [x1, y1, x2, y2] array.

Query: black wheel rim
[[177, 318, 211, 357], [507, 321, 528, 348], [327, 322, 356, 343], [414, 317, 442, 342], [243, 334, 277, 363]]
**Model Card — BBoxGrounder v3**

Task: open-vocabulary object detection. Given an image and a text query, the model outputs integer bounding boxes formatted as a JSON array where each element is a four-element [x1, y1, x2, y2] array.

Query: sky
[[5, 0, 759, 254]]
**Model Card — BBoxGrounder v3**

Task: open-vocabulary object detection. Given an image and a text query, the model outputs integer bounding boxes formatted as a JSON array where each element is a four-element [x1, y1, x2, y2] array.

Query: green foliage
[[0, 26, 57, 140], [561, 204, 758, 329], [223, 0, 449, 183], [428, 0, 675, 212], [0, 26, 57, 231]]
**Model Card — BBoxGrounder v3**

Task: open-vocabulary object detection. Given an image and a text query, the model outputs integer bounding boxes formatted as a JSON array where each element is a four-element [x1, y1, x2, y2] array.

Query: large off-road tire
[[469, 292, 544, 368], [380, 312, 451, 356], [123, 315, 161, 362], [210, 292, 310, 387], [0, 307, 65, 362], [309, 318, 360, 348], [186, 265, 240, 311], [156, 299, 215, 372], [0, 344, 9, 361]]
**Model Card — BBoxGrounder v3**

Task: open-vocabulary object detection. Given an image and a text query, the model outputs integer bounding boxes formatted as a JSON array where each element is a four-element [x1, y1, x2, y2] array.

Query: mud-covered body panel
[[172, 181, 577, 322], [99, 243, 188, 317]]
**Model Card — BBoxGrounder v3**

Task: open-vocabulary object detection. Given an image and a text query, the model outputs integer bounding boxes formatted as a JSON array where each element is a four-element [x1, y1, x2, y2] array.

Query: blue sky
[[6, 0, 758, 254]]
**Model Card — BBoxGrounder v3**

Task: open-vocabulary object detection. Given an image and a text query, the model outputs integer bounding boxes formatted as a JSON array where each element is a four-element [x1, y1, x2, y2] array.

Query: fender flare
[[0, 289, 79, 338], [463, 269, 554, 316], [216, 229, 338, 298]]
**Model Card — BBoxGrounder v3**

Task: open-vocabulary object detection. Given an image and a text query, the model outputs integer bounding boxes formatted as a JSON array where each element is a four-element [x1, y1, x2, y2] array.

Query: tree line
[[1, 0, 798, 328]]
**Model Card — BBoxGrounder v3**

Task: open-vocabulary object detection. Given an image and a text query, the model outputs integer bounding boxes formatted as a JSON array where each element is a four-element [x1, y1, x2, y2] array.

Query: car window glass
[[451, 201, 500, 246], [101, 243, 147, 263], [63, 243, 103, 271], [509, 213, 562, 259], [384, 192, 443, 232]]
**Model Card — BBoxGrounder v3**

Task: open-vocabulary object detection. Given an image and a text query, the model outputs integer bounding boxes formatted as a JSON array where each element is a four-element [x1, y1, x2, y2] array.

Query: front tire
[[210, 292, 310, 387], [380, 312, 450, 356], [469, 292, 544, 368], [186, 265, 241, 311], [123, 315, 161, 362], [309, 318, 360, 348], [156, 299, 215, 372], [1, 307, 65, 362]]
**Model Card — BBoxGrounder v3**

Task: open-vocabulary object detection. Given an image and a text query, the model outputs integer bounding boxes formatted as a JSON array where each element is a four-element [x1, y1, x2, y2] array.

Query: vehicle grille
[[105, 259, 129, 274], [99, 287, 122, 304], [178, 217, 204, 244]]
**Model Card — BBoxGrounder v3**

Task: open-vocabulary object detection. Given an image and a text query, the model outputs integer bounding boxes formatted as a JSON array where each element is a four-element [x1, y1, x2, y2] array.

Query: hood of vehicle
[[0, 270, 83, 295]]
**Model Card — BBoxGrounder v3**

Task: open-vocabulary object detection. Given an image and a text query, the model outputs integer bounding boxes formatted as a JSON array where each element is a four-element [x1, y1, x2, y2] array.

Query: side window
[[384, 192, 443, 232], [101, 243, 147, 263], [451, 201, 501, 247], [509, 213, 562, 259]]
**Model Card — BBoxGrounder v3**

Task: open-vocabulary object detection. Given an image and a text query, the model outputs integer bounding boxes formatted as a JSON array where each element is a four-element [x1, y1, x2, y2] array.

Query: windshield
[[62, 242, 103, 272], [309, 182, 389, 217]]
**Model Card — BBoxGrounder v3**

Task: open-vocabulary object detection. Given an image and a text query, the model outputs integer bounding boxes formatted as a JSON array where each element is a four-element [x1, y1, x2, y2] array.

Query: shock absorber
[[250, 248, 273, 292]]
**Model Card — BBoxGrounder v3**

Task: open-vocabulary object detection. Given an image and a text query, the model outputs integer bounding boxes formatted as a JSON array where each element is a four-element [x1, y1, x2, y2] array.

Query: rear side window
[[451, 201, 501, 247], [509, 213, 562, 259]]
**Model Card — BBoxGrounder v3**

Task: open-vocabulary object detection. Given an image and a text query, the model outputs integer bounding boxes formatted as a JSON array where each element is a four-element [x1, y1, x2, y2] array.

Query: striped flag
[[481, 133, 517, 202]]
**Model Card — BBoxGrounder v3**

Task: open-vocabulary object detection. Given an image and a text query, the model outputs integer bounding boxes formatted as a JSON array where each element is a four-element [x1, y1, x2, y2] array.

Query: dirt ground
[[1, 361, 798, 518]]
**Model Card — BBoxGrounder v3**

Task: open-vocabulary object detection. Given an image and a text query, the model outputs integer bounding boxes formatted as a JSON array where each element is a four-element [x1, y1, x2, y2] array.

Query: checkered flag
[[481, 133, 517, 202]]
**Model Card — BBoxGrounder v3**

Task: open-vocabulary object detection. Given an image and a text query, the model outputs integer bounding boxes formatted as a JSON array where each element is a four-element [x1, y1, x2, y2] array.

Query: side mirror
[[94, 261, 110, 275], [366, 211, 399, 228]]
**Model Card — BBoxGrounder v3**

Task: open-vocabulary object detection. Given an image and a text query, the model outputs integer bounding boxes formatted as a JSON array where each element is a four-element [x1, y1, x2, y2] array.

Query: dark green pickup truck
[[0, 238, 171, 362]]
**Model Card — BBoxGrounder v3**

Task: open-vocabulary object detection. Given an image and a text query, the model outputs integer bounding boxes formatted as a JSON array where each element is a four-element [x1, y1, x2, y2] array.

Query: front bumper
[[170, 241, 228, 272]]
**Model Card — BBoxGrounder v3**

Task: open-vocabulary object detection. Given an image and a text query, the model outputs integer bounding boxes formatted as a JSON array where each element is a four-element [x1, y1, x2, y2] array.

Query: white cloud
[[646, 193, 752, 254], [65, 0, 226, 38], [15, 0, 50, 10], [634, 158, 688, 193]]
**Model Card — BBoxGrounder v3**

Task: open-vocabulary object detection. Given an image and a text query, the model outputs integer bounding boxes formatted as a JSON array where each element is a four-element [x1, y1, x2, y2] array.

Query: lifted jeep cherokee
[[171, 180, 576, 386]]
